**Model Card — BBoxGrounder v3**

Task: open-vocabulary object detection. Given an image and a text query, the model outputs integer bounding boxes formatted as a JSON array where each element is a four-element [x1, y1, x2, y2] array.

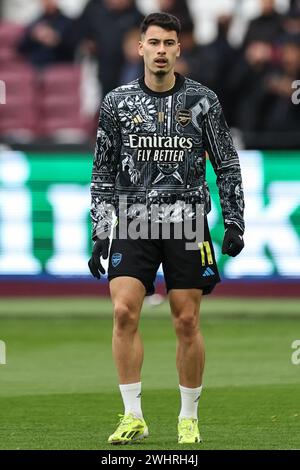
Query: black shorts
[[107, 217, 220, 296]]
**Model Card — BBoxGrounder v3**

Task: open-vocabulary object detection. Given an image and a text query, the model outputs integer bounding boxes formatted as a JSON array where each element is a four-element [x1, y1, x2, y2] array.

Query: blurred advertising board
[[0, 149, 299, 280]]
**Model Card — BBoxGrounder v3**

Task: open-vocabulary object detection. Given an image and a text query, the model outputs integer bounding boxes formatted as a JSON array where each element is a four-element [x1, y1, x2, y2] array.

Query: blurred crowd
[[1, 0, 300, 144]]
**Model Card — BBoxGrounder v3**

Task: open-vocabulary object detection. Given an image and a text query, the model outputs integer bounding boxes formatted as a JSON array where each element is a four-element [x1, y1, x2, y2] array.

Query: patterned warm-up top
[[91, 73, 244, 239]]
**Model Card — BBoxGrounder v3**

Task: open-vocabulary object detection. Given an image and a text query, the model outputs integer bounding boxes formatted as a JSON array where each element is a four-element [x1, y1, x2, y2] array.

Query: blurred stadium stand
[[0, 0, 299, 147], [0, 21, 25, 64], [0, 0, 299, 297], [0, 63, 37, 141], [40, 64, 93, 142], [0, 60, 94, 143]]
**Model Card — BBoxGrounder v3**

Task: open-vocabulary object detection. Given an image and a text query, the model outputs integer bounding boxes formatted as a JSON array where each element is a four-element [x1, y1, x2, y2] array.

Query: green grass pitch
[[0, 297, 299, 450]]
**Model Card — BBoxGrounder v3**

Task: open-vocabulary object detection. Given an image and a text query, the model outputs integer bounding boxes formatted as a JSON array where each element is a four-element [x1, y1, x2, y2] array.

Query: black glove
[[88, 238, 110, 279], [222, 225, 244, 257]]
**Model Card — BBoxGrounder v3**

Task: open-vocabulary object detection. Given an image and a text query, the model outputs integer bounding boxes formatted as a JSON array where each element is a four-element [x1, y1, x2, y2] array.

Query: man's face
[[139, 26, 180, 77], [261, 0, 275, 15], [104, 0, 132, 11], [41, 0, 58, 12], [282, 43, 300, 70], [158, 0, 175, 10]]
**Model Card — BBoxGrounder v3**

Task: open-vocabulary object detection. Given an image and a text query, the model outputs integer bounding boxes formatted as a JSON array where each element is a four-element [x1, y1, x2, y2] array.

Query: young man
[[88, 12, 245, 445]]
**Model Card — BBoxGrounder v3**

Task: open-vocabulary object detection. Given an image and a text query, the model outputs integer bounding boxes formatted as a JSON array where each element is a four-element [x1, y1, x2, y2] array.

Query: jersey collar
[[138, 73, 185, 97]]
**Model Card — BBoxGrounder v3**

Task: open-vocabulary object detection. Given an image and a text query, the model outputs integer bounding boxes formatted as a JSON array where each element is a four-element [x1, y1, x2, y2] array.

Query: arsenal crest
[[176, 109, 192, 127]]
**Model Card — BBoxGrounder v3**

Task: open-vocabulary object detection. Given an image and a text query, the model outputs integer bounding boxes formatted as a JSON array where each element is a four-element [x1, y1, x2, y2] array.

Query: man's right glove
[[88, 238, 110, 279], [222, 225, 244, 257]]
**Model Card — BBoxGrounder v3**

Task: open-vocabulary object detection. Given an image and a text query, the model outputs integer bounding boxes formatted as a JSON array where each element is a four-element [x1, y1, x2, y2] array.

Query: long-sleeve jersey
[[91, 73, 245, 239]]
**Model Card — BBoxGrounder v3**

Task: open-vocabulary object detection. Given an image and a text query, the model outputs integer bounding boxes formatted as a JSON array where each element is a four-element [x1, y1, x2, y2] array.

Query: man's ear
[[138, 41, 144, 57], [176, 42, 181, 58]]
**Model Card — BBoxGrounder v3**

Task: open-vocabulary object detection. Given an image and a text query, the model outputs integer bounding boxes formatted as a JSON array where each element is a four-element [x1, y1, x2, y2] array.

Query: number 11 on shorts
[[198, 241, 213, 266]]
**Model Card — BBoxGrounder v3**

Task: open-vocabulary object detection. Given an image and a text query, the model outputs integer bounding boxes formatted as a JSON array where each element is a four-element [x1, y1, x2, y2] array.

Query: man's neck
[[144, 71, 176, 93]]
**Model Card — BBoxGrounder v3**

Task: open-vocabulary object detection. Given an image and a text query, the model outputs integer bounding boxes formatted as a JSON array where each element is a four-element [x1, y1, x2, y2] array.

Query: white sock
[[179, 384, 203, 420], [119, 382, 143, 419]]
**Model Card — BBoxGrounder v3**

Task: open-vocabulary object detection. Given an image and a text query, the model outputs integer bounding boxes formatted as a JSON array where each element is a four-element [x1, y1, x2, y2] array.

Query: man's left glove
[[222, 226, 244, 257], [88, 238, 110, 279]]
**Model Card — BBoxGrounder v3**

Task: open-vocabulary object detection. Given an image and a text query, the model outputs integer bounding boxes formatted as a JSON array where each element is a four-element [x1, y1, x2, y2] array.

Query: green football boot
[[108, 413, 149, 445], [178, 417, 202, 444]]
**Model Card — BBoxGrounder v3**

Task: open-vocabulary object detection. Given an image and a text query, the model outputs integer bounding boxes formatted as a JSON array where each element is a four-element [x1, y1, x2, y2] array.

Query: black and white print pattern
[[91, 76, 245, 238], [118, 95, 156, 133]]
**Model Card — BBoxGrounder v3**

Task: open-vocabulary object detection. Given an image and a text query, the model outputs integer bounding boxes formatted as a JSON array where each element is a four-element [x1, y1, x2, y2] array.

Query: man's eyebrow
[[147, 37, 177, 42]]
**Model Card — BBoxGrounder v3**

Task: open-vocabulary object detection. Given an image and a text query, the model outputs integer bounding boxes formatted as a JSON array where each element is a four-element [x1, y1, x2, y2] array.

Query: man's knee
[[113, 302, 139, 332], [173, 309, 199, 340]]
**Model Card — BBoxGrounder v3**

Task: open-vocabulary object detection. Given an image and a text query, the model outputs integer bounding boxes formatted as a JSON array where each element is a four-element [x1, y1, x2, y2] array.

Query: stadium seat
[[0, 22, 25, 47], [41, 94, 81, 118], [0, 64, 35, 94], [41, 64, 82, 94], [0, 45, 19, 64], [0, 61, 39, 141], [41, 117, 93, 143], [39, 64, 94, 141], [0, 22, 26, 66], [0, 24, 95, 143], [0, 104, 38, 142]]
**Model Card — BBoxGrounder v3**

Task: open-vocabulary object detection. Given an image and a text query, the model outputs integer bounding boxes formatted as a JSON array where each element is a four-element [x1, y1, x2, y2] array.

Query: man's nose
[[157, 43, 166, 54]]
